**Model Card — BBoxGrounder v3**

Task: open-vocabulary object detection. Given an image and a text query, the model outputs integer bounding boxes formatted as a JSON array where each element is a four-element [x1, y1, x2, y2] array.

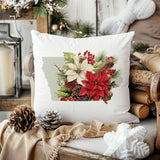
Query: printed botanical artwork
[[42, 50, 120, 103]]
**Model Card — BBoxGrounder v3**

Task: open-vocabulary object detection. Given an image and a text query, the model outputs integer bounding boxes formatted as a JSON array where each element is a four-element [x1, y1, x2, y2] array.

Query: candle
[[0, 45, 14, 95]]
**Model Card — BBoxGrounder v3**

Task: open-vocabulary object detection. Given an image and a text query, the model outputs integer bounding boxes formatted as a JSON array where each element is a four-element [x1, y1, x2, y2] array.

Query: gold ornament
[[51, 24, 58, 32]]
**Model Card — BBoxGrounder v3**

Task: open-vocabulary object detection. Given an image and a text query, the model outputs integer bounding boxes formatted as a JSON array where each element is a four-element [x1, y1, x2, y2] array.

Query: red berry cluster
[[60, 97, 73, 101], [78, 50, 95, 65], [106, 56, 114, 62], [101, 67, 107, 72], [107, 69, 116, 75], [101, 56, 115, 76]]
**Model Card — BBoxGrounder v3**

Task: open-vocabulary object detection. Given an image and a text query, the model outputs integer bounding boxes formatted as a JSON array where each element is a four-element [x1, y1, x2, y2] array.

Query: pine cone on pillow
[[71, 85, 89, 101], [8, 105, 36, 133]]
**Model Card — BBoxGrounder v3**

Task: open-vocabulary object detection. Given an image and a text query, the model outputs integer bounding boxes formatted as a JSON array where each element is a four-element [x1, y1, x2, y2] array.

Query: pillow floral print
[[55, 50, 120, 104]]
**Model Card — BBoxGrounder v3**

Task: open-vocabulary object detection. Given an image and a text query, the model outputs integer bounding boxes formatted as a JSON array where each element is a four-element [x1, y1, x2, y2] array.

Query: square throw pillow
[[31, 30, 139, 123]]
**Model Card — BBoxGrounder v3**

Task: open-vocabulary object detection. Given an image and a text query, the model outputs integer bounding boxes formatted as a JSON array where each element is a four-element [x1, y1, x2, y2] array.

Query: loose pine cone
[[37, 111, 62, 130], [8, 105, 36, 133], [72, 85, 89, 101]]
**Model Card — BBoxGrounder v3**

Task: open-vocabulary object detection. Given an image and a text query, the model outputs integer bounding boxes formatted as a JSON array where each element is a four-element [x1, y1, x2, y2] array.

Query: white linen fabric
[[31, 30, 139, 123], [100, 0, 156, 34]]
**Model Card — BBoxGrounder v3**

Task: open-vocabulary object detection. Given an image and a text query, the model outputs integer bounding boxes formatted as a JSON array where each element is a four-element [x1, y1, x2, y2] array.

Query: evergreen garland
[[50, 14, 95, 38], [34, 0, 68, 18], [132, 42, 149, 53], [72, 21, 95, 38], [35, 2, 47, 18], [1, 0, 95, 38], [54, 0, 68, 7]]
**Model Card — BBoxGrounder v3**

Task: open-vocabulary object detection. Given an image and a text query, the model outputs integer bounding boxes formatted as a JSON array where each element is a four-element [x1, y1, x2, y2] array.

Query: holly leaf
[[58, 87, 72, 98], [59, 87, 72, 93], [64, 52, 75, 63], [58, 91, 71, 98]]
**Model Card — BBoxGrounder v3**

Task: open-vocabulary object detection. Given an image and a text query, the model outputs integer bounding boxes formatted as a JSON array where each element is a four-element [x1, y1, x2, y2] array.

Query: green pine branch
[[53, 0, 68, 7], [72, 21, 95, 38], [56, 72, 67, 80], [35, 2, 47, 18], [111, 70, 121, 79], [132, 42, 149, 53], [51, 12, 67, 25], [95, 51, 106, 63]]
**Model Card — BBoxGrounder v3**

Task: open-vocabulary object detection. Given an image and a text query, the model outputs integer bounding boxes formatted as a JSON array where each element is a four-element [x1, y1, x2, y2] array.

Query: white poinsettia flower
[[65, 56, 94, 85]]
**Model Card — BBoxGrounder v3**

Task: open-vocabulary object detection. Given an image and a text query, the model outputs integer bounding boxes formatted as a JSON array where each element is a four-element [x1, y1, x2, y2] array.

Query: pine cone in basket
[[71, 85, 89, 101], [8, 105, 36, 133], [37, 111, 62, 130]]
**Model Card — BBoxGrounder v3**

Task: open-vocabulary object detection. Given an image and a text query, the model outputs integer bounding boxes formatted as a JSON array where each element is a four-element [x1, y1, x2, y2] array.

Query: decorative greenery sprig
[[50, 13, 95, 38], [132, 42, 149, 53], [0, 0, 67, 17], [55, 50, 121, 103]]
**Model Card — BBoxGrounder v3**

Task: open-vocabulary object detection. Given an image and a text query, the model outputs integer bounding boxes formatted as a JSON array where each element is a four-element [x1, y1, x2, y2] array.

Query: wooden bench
[[23, 52, 160, 159]]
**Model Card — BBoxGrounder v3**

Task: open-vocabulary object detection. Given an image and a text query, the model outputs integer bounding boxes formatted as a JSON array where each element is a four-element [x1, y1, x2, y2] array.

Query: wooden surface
[[0, 7, 48, 32], [151, 72, 160, 149], [59, 147, 118, 160], [0, 89, 31, 111], [155, 102, 160, 150], [36, 17, 48, 33], [130, 70, 155, 86], [0, 8, 35, 20]]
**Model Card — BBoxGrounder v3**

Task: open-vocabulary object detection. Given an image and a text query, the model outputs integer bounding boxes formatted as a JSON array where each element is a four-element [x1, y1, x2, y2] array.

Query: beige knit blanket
[[0, 120, 119, 160]]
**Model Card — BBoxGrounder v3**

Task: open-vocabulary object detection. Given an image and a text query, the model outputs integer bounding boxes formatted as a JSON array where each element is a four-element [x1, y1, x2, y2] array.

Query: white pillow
[[31, 30, 139, 123]]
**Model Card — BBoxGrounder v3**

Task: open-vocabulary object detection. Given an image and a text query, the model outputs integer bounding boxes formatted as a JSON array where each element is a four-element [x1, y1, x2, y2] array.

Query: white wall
[[65, 0, 96, 26], [98, 0, 127, 23]]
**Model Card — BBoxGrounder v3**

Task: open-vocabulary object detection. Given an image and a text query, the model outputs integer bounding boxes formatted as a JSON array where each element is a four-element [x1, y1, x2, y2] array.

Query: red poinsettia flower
[[79, 71, 111, 101]]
